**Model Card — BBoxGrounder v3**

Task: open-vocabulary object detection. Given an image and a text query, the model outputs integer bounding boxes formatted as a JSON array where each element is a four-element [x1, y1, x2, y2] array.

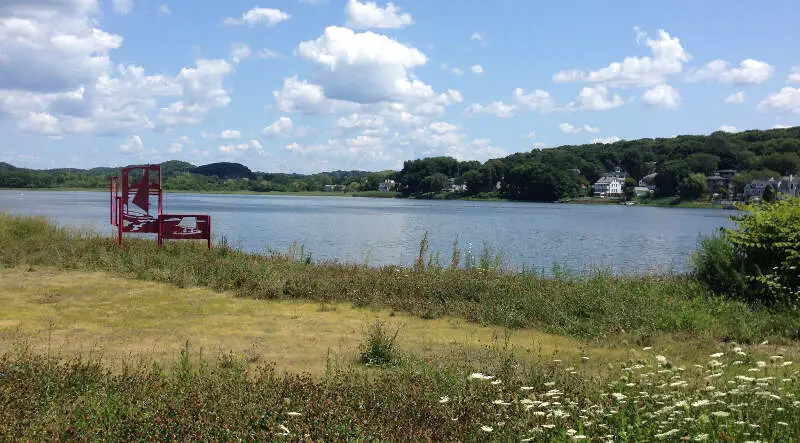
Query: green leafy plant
[[726, 198, 800, 305], [695, 197, 800, 306], [358, 320, 400, 366], [692, 232, 747, 298]]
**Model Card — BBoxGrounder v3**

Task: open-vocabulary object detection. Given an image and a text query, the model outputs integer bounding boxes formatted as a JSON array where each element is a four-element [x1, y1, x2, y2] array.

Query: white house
[[593, 176, 625, 197], [378, 179, 396, 192]]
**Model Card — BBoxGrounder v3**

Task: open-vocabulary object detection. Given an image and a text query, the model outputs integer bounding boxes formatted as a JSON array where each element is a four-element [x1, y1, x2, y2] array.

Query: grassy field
[[3, 213, 800, 344], [2, 213, 799, 440], [0, 267, 631, 375]]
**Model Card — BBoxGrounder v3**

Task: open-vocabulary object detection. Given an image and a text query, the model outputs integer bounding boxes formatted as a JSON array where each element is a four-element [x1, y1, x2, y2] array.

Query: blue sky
[[1, 0, 799, 173]]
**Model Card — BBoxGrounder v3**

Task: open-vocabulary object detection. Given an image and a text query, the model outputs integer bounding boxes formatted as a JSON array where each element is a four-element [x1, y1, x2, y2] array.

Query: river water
[[0, 190, 735, 274]]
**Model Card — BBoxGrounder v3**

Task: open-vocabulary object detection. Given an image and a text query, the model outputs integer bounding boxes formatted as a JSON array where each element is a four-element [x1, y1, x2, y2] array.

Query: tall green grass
[[1, 213, 798, 343], [1, 342, 798, 441]]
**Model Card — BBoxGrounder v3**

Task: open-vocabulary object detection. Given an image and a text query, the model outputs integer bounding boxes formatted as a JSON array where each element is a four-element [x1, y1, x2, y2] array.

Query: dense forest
[[2, 126, 800, 202], [397, 126, 800, 201]]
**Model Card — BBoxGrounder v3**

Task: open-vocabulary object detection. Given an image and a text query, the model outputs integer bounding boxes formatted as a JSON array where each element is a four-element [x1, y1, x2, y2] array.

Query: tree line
[[0, 160, 394, 194], [397, 126, 800, 201], [2, 126, 799, 201]]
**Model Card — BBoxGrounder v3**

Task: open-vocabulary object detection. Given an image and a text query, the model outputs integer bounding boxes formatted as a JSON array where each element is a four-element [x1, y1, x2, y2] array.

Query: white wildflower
[[710, 352, 724, 358], [692, 399, 710, 407], [736, 375, 755, 382], [493, 399, 511, 406], [643, 347, 653, 351], [480, 425, 493, 432], [544, 381, 556, 387], [694, 434, 709, 441], [573, 435, 587, 440], [612, 393, 627, 401], [542, 424, 556, 429], [286, 412, 302, 417], [656, 355, 668, 365], [469, 372, 494, 380], [782, 361, 793, 366], [655, 429, 680, 439], [491, 380, 503, 385], [566, 429, 577, 436], [756, 361, 767, 368], [521, 386, 535, 391], [712, 411, 730, 417], [778, 421, 788, 426], [439, 396, 450, 404], [276, 424, 290, 436]]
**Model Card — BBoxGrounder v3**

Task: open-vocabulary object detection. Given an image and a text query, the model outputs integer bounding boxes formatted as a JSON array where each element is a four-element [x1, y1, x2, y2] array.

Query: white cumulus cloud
[[230, 43, 251, 64], [223, 7, 290, 26], [158, 4, 171, 15], [553, 28, 690, 88], [759, 87, 800, 115], [687, 59, 773, 85], [559, 123, 600, 134], [219, 139, 262, 154], [297, 26, 432, 104], [789, 67, 800, 83], [724, 91, 746, 104], [119, 135, 143, 152], [718, 125, 738, 133], [642, 84, 681, 109], [219, 129, 241, 140], [262, 116, 294, 137], [592, 136, 622, 144], [471, 65, 484, 75], [345, 0, 413, 29], [568, 85, 624, 111], [465, 88, 553, 118]]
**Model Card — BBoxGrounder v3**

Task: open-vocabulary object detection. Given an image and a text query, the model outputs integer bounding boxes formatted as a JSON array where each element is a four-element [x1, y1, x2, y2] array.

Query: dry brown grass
[[0, 267, 625, 374], [3, 267, 798, 377]]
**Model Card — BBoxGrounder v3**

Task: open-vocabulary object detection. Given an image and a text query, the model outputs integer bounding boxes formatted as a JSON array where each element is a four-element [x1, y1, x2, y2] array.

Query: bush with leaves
[[695, 197, 800, 305]]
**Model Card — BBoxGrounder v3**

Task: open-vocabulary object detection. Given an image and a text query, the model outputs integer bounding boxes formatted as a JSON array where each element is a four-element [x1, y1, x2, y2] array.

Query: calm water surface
[[0, 190, 735, 274]]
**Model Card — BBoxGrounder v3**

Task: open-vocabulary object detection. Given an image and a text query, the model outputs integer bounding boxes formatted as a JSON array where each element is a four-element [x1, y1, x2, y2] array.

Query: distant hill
[[190, 162, 252, 179]]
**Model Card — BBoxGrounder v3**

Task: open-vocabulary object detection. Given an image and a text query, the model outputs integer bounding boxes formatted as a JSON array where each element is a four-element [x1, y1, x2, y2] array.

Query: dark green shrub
[[359, 320, 400, 366], [726, 198, 800, 305], [692, 232, 747, 298], [695, 197, 800, 306]]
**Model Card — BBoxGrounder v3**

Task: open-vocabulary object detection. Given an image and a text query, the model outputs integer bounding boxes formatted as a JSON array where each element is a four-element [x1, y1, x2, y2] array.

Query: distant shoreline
[[1, 187, 732, 208]]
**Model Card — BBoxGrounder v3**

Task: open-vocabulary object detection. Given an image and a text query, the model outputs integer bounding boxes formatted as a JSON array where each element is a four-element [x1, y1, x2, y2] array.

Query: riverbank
[[2, 216, 800, 440], [1, 213, 795, 343], [562, 196, 729, 209]]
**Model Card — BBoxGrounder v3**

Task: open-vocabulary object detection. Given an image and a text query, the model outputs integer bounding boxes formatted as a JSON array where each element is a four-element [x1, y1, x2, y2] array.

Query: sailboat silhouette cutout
[[176, 217, 202, 235]]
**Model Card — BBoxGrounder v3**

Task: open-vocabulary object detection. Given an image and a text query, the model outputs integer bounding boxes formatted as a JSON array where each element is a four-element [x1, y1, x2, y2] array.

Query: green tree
[[419, 173, 449, 194], [621, 149, 644, 181], [762, 185, 776, 202], [461, 169, 485, 196], [622, 177, 637, 201], [686, 153, 720, 175], [678, 173, 708, 201], [654, 160, 689, 197], [760, 152, 800, 176]]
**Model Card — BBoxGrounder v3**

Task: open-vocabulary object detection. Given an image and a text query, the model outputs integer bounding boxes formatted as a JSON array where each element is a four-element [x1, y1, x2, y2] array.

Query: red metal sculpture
[[109, 165, 211, 248]]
